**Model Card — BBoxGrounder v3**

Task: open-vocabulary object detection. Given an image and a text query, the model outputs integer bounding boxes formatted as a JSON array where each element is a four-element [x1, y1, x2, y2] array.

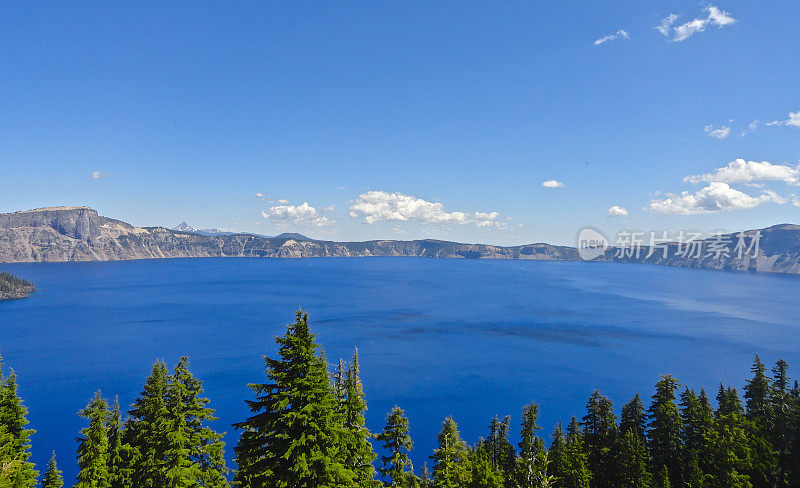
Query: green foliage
[[465, 443, 505, 488], [0, 271, 35, 296], [125, 361, 170, 486], [377, 406, 418, 487], [0, 358, 38, 487], [233, 310, 354, 487], [42, 452, 64, 488], [76, 391, 111, 488], [616, 428, 651, 488], [431, 417, 470, 488], [647, 375, 682, 487], [341, 349, 380, 487], [706, 386, 753, 488], [582, 391, 617, 488], [517, 403, 550, 488]]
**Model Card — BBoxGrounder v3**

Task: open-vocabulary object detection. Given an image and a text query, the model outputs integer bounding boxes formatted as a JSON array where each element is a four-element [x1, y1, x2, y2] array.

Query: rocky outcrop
[[0, 272, 36, 300], [1, 207, 800, 275], [0, 207, 577, 263]]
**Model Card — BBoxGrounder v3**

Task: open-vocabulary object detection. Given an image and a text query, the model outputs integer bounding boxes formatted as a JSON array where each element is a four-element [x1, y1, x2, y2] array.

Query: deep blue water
[[1, 257, 799, 482]]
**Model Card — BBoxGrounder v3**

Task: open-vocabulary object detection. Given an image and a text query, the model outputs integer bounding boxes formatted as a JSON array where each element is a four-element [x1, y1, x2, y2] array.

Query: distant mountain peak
[[274, 232, 312, 241], [173, 221, 196, 232]]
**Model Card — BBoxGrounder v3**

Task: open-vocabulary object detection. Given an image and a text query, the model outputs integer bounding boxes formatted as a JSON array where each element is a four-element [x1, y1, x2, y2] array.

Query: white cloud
[[704, 124, 731, 139], [607, 205, 629, 216], [657, 5, 735, 42], [594, 29, 629, 46], [684, 159, 800, 186], [277, 198, 290, 204], [656, 14, 678, 36], [90, 171, 102, 179], [348, 191, 506, 228], [649, 182, 784, 214], [767, 110, 800, 128], [542, 180, 564, 188], [261, 202, 335, 227]]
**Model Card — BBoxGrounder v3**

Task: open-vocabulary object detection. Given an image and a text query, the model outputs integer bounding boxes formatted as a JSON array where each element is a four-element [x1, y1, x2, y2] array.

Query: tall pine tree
[[582, 391, 617, 488], [75, 391, 111, 488], [42, 452, 64, 488], [517, 403, 550, 488], [377, 406, 418, 488], [341, 349, 379, 487], [233, 311, 353, 488], [0, 359, 37, 487], [431, 417, 470, 488], [647, 375, 682, 487], [125, 360, 170, 487]]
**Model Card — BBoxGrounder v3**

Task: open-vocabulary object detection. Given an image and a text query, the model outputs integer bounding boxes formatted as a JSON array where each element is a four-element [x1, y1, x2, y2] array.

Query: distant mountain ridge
[[0, 207, 799, 275]]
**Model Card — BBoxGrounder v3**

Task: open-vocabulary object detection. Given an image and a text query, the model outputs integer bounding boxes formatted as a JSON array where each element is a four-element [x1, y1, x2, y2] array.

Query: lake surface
[[1, 257, 799, 482]]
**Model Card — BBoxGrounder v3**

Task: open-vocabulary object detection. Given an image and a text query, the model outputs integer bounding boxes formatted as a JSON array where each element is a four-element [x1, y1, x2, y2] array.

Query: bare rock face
[[1, 207, 799, 275]]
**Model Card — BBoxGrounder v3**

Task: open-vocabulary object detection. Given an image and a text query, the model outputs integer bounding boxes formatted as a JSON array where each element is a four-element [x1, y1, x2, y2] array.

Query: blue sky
[[2, 1, 799, 245]]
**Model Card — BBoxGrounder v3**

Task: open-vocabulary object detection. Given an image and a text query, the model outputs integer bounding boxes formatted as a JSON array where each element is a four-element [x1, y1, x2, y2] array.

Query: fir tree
[[376, 406, 418, 488], [616, 428, 651, 488], [706, 385, 753, 488], [125, 361, 170, 487], [679, 388, 711, 487], [76, 391, 111, 488], [482, 415, 515, 485], [164, 356, 229, 487], [107, 397, 134, 488], [560, 417, 591, 488], [342, 349, 379, 486], [647, 375, 682, 487], [419, 463, 433, 488], [0, 359, 38, 487], [619, 394, 647, 441], [233, 311, 353, 488], [431, 417, 470, 488], [42, 452, 64, 488], [582, 391, 617, 488], [770, 359, 793, 488], [465, 443, 505, 488], [517, 403, 550, 487]]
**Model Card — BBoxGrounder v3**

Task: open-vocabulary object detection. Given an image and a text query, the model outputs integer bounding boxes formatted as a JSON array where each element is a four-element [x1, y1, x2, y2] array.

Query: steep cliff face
[[0, 207, 577, 263], [2, 207, 799, 275]]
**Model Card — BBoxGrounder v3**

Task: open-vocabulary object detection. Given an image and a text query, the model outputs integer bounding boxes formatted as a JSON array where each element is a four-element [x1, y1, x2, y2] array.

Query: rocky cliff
[[1, 207, 799, 275], [0, 207, 577, 262]]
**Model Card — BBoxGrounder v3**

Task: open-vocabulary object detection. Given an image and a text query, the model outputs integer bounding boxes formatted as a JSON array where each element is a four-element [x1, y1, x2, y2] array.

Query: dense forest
[[0, 272, 35, 300], [1, 310, 799, 487]]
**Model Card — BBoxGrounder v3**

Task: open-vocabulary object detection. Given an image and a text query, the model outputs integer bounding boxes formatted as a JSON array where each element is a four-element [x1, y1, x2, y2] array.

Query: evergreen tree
[[652, 465, 671, 488], [706, 385, 753, 488], [76, 391, 111, 488], [647, 375, 682, 487], [679, 388, 711, 487], [466, 443, 505, 488], [125, 361, 170, 487], [770, 359, 793, 487], [744, 356, 777, 488], [107, 397, 134, 488], [547, 423, 567, 485], [559, 417, 591, 488], [619, 394, 647, 442], [42, 452, 64, 488], [342, 349, 379, 486], [431, 417, 470, 488], [419, 463, 433, 488], [616, 428, 651, 488], [0, 360, 37, 487], [377, 406, 418, 488], [233, 311, 353, 488], [582, 391, 617, 488], [482, 415, 515, 485], [164, 356, 229, 487], [517, 403, 550, 487]]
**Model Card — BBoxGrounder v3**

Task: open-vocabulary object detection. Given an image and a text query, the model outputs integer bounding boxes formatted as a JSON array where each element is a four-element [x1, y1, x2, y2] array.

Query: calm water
[[1, 257, 799, 482]]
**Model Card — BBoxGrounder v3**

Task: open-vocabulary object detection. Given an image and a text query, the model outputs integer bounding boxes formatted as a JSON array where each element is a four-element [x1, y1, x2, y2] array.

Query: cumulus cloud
[[704, 124, 731, 139], [767, 111, 800, 128], [657, 5, 735, 42], [277, 198, 290, 204], [91, 171, 102, 179], [684, 159, 800, 186], [649, 182, 784, 214], [255, 192, 269, 199], [542, 180, 564, 188], [261, 202, 335, 227], [607, 205, 629, 217], [348, 191, 506, 228], [594, 29, 629, 46]]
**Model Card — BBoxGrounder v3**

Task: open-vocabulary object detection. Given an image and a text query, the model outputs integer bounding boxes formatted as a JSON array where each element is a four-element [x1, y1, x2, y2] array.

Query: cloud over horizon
[[649, 182, 784, 214], [261, 202, 335, 227], [684, 159, 800, 186], [348, 191, 507, 228], [542, 180, 565, 188], [607, 205, 628, 217]]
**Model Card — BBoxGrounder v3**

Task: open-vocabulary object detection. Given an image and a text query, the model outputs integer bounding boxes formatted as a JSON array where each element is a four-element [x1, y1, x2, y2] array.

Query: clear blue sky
[[2, 1, 798, 245]]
